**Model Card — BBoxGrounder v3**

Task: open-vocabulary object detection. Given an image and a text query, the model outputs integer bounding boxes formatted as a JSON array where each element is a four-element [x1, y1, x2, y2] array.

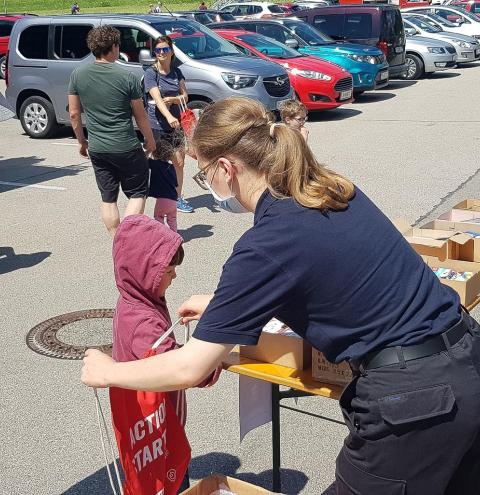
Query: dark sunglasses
[[154, 46, 171, 54]]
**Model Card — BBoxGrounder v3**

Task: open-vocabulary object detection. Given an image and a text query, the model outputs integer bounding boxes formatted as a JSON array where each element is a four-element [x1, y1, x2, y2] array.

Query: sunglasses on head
[[154, 46, 171, 54]]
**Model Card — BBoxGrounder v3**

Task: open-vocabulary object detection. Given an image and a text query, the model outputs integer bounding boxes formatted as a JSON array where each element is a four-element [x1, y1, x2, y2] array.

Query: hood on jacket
[[113, 215, 183, 306]]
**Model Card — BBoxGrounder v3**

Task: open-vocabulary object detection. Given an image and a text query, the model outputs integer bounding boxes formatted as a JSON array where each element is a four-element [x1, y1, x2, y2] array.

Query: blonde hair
[[278, 99, 307, 121], [191, 97, 354, 212]]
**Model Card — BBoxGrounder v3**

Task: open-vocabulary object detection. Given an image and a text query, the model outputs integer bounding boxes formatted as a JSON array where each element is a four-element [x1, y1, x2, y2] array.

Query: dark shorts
[[89, 148, 149, 203]]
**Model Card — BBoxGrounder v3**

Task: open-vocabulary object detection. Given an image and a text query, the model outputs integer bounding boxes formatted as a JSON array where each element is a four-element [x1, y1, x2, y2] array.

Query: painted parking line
[[0, 181, 66, 191]]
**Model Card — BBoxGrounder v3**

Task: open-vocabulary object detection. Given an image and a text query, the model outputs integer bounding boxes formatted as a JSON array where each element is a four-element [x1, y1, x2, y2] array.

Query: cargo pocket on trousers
[[378, 384, 455, 430], [336, 450, 406, 495]]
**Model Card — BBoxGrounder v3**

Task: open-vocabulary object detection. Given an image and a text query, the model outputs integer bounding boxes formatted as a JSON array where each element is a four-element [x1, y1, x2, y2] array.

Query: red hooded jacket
[[112, 215, 188, 425]]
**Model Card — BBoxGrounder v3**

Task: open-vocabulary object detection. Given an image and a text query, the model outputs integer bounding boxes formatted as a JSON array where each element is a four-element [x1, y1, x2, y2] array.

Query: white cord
[[94, 389, 124, 495]]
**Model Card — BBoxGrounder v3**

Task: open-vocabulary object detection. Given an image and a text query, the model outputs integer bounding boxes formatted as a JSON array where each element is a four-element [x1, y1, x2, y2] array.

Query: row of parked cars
[[2, 3, 479, 138]]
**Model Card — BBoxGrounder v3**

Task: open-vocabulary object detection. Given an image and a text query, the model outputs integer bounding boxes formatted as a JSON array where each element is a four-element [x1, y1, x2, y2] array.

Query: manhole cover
[[26, 309, 114, 360]]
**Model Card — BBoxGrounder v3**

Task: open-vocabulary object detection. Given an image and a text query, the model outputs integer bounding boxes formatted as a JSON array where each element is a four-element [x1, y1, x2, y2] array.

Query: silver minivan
[[5, 14, 293, 138]]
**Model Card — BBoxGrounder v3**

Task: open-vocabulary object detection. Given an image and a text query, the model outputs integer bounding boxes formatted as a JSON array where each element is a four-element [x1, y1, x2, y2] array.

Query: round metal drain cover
[[26, 309, 114, 360]]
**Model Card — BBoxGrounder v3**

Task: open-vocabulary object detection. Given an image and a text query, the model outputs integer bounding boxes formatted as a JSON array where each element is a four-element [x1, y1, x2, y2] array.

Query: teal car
[[208, 18, 390, 92]]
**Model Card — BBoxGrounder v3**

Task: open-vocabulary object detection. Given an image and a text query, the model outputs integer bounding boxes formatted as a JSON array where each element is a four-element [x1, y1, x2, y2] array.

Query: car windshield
[[427, 13, 457, 27], [268, 4, 285, 13], [238, 32, 302, 58], [151, 19, 243, 59], [285, 20, 334, 45], [406, 16, 441, 32], [449, 6, 480, 21]]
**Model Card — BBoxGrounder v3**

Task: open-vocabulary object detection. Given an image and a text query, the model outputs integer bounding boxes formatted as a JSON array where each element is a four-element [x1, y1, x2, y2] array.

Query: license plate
[[340, 89, 352, 100], [380, 70, 388, 80]]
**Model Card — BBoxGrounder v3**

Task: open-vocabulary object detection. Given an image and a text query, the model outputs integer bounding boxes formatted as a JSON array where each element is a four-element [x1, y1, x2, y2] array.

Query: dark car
[[295, 4, 407, 78], [174, 10, 235, 25]]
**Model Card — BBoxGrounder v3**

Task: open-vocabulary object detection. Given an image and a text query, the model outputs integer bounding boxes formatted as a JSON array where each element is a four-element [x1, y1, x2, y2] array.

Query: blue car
[[208, 18, 389, 93]]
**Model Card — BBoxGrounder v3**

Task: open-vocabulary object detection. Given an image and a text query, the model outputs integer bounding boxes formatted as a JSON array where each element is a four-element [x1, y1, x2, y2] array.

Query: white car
[[404, 6, 480, 38], [403, 14, 480, 62], [220, 2, 285, 19]]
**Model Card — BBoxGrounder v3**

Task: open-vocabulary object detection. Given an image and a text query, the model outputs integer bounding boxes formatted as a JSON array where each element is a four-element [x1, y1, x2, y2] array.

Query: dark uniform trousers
[[336, 313, 480, 495]]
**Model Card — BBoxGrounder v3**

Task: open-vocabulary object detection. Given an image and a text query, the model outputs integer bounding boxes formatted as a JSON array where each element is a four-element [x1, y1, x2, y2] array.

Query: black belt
[[357, 313, 471, 371]]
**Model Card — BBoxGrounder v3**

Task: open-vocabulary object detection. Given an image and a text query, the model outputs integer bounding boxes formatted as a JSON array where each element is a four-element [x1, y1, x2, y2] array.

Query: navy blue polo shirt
[[193, 188, 461, 363]]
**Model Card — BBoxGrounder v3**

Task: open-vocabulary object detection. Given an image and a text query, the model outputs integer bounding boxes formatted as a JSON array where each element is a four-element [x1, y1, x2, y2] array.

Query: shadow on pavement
[[190, 451, 309, 494], [353, 92, 396, 104], [0, 246, 51, 275], [454, 62, 479, 69], [63, 452, 309, 494], [178, 224, 214, 243], [425, 72, 461, 79], [185, 193, 221, 213], [387, 80, 418, 89], [309, 108, 362, 122], [0, 155, 88, 193]]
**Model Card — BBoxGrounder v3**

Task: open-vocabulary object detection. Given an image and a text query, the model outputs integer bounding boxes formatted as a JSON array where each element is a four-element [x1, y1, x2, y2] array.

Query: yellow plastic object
[[223, 352, 343, 400]]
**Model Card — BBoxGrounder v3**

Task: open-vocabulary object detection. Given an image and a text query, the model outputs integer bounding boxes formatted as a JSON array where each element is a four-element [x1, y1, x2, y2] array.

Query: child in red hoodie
[[111, 214, 219, 493]]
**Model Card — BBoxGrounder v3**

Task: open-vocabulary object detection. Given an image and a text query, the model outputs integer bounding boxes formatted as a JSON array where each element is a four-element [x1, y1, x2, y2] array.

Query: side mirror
[[285, 38, 299, 49], [405, 27, 418, 36], [457, 18, 465, 25], [139, 49, 155, 65]]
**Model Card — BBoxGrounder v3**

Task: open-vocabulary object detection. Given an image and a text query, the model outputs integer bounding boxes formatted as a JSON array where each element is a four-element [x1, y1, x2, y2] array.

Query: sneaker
[[177, 197, 194, 213]]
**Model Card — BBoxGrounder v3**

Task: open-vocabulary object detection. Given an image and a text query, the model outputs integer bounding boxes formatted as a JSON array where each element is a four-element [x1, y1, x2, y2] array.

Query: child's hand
[[81, 349, 116, 388], [178, 294, 214, 323]]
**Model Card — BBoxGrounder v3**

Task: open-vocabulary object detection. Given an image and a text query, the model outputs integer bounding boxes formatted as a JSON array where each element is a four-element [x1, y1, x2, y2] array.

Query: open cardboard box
[[180, 475, 274, 494], [422, 220, 480, 262], [422, 255, 480, 306], [453, 199, 480, 212], [240, 319, 311, 370], [312, 349, 352, 386], [394, 219, 472, 261], [438, 209, 480, 224]]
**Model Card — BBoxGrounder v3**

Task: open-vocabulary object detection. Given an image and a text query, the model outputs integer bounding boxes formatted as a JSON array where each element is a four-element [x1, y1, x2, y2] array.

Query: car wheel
[[0, 56, 6, 79], [19, 96, 59, 138], [403, 54, 424, 80], [187, 100, 210, 120]]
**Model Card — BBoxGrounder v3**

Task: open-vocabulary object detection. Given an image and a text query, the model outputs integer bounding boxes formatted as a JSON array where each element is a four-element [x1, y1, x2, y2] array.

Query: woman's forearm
[[149, 87, 175, 120], [106, 338, 233, 392]]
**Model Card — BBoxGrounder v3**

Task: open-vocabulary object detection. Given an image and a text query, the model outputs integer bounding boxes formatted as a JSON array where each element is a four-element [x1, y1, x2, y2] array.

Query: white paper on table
[[239, 374, 272, 442]]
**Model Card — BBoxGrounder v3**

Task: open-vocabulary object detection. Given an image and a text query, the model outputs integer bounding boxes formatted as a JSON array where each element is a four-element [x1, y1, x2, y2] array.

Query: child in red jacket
[[111, 214, 220, 493]]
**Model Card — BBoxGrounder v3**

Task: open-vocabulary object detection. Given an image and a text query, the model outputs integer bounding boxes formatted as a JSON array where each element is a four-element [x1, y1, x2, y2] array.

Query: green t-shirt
[[68, 62, 142, 153]]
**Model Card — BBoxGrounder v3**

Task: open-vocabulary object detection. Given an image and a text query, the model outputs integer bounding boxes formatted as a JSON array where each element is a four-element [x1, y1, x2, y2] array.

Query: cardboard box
[[240, 319, 312, 370], [453, 199, 480, 212], [394, 218, 472, 261], [312, 349, 352, 386], [438, 209, 480, 223], [422, 255, 480, 306], [180, 475, 273, 494], [422, 220, 480, 262]]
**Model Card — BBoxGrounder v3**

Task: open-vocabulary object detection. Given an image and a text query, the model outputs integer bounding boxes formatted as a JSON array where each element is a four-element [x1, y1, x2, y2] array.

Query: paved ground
[[1, 63, 480, 495]]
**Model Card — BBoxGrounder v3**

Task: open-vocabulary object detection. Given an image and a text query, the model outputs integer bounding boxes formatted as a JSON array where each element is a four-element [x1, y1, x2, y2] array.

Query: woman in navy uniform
[[82, 97, 480, 495]]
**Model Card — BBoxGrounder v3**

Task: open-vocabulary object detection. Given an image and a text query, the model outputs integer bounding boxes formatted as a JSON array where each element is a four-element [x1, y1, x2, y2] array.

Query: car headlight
[[345, 54, 378, 64], [221, 73, 258, 90], [452, 39, 471, 48], [290, 68, 332, 81], [427, 47, 446, 53]]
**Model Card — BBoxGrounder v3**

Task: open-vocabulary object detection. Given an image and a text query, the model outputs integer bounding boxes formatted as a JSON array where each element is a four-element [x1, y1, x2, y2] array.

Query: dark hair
[[169, 244, 184, 266], [154, 35, 175, 62], [87, 26, 120, 58]]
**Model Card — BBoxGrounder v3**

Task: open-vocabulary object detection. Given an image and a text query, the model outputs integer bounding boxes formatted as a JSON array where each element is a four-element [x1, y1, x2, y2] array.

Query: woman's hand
[[167, 114, 180, 129], [81, 349, 116, 388], [162, 96, 177, 105], [178, 294, 214, 323]]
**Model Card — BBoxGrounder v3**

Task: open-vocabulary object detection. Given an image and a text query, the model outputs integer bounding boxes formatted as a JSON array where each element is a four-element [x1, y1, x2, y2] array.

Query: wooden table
[[223, 352, 345, 493]]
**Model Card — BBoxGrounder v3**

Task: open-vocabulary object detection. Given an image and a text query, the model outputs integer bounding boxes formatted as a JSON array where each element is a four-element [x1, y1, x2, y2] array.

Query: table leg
[[271, 383, 281, 493]]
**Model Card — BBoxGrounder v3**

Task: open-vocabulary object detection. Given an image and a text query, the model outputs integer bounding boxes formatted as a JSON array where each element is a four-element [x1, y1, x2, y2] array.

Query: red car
[[452, 1, 480, 17], [0, 14, 32, 79], [214, 29, 354, 111]]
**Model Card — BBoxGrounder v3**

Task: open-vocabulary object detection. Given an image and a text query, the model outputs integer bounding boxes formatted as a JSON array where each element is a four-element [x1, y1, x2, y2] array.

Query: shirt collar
[[254, 189, 277, 225]]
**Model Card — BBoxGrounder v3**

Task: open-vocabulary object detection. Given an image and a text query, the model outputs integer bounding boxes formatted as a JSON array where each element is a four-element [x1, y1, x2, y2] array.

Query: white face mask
[[204, 179, 249, 214]]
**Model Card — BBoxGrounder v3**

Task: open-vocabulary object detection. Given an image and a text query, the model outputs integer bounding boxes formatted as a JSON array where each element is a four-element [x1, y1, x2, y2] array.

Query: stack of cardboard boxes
[[395, 199, 480, 309]]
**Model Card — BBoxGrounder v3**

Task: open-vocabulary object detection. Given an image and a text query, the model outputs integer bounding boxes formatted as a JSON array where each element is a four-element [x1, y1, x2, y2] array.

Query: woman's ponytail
[[192, 97, 355, 212]]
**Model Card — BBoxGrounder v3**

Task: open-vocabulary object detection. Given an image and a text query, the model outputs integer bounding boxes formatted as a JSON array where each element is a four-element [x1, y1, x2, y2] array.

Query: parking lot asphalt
[[1, 64, 480, 495]]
